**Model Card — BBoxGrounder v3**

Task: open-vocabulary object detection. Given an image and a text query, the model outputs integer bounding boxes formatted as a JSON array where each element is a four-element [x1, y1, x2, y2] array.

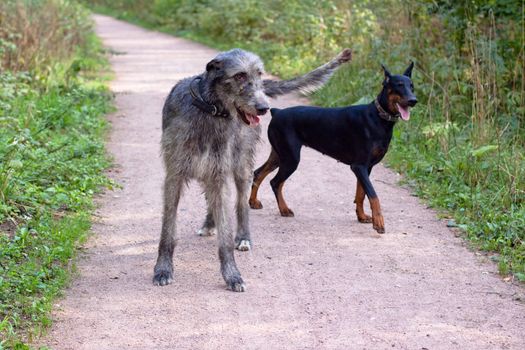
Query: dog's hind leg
[[234, 171, 252, 251], [354, 179, 373, 223], [269, 142, 301, 217], [153, 175, 185, 286], [249, 149, 279, 210], [198, 194, 216, 236], [204, 181, 245, 292]]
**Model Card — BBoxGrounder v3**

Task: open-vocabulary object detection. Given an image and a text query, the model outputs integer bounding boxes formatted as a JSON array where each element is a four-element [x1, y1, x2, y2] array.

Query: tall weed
[[0, 0, 91, 74]]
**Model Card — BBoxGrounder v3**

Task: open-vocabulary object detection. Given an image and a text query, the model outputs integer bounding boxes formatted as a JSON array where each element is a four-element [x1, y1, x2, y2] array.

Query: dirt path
[[41, 15, 525, 350]]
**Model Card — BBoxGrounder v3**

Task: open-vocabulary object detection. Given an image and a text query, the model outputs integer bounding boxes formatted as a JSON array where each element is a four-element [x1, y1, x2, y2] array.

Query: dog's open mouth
[[236, 107, 261, 127], [396, 103, 411, 121]]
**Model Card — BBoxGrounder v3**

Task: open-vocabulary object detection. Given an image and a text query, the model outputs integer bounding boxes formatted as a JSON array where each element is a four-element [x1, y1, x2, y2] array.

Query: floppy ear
[[403, 61, 414, 77], [206, 59, 222, 72]]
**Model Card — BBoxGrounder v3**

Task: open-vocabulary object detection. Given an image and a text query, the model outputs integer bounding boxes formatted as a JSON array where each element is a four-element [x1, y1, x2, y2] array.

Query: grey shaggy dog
[[154, 48, 352, 292]]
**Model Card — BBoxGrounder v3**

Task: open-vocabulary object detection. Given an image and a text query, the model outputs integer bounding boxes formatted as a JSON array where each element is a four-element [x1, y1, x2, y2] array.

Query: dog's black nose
[[408, 98, 418, 107], [256, 107, 269, 115]]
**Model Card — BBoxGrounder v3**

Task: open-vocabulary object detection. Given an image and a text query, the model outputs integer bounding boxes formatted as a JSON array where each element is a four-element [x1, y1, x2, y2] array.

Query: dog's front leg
[[153, 175, 184, 286], [205, 181, 246, 292], [350, 165, 385, 234], [234, 172, 252, 251], [354, 180, 373, 224]]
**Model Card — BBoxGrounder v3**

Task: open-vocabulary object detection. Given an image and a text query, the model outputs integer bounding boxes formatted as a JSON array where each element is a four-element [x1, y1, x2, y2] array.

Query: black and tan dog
[[249, 62, 417, 234]]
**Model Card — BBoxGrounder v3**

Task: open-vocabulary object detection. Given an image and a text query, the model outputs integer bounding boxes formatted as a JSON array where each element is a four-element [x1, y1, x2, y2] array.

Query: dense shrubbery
[[0, 0, 112, 347], [87, 0, 524, 279]]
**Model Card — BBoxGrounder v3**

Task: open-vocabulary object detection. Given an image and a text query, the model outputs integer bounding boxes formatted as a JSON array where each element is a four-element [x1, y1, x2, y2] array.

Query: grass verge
[[0, 1, 114, 347]]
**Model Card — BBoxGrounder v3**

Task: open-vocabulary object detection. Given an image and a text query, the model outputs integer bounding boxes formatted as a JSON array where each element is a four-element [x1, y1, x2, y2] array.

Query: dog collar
[[189, 77, 230, 118], [374, 99, 399, 122]]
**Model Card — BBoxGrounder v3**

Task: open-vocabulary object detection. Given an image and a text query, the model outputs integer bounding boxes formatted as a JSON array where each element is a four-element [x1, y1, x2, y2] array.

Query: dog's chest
[[190, 134, 233, 178], [370, 140, 390, 164], [190, 125, 255, 180]]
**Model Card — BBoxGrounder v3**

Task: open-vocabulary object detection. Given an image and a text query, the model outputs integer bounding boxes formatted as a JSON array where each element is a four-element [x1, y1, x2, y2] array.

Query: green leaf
[[8, 160, 23, 169], [471, 145, 498, 158]]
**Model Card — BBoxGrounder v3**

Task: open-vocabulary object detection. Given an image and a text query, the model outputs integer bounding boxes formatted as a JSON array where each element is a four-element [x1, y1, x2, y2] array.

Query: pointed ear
[[206, 59, 223, 72], [403, 61, 414, 77], [381, 64, 392, 78]]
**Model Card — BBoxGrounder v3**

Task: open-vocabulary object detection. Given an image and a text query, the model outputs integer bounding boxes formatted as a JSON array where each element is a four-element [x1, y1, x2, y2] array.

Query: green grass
[[0, 215, 92, 348], [388, 130, 525, 277], [0, 2, 114, 346], [84, 0, 525, 281]]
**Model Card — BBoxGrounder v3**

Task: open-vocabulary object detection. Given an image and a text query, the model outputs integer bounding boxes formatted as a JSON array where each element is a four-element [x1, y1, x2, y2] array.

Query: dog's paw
[[337, 48, 352, 63], [249, 199, 263, 210], [374, 226, 385, 234], [358, 215, 373, 224], [197, 227, 217, 236], [372, 214, 385, 234], [279, 207, 295, 217], [153, 270, 173, 286], [372, 217, 385, 233], [236, 239, 251, 251], [226, 276, 246, 292]]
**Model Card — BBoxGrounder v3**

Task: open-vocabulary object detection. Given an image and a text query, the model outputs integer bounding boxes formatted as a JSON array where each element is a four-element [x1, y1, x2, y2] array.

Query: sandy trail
[[41, 15, 525, 350]]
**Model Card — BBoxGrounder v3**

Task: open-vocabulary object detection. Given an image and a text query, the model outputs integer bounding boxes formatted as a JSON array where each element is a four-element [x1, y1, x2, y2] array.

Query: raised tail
[[263, 49, 352, 98]]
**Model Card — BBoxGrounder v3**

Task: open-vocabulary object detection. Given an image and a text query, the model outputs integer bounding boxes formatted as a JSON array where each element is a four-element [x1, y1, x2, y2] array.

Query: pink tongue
[[396, 103, 410, 121], [248, 114, 261, 127]]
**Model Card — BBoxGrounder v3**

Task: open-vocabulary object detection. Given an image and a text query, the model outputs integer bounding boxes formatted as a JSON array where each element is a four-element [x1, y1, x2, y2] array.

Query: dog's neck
[[376, 88, 399, 121], [199, 76, 220, 103], [190, 76, 230, 118]]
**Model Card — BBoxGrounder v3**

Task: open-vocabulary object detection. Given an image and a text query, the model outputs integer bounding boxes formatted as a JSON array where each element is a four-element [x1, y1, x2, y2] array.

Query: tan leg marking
[[249, 151, 279, 210], [276, 182, 294, 217], [369, 197, 385, 233], [354, 181, 372, 223], [249, 167, 270, 209]]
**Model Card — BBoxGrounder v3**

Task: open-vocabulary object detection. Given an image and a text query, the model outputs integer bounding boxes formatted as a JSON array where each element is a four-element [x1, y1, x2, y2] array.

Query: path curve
[[41, 15, 525, 350]]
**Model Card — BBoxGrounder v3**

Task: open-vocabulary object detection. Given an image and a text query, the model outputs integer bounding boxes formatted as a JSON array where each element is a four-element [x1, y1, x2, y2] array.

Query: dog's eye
[[234, 72, 248, 82]]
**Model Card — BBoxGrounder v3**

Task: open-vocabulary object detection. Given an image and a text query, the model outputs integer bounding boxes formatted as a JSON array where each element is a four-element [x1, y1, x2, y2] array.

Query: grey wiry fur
[[153, 48, 352, 292], [263, 49, 352, 97]]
